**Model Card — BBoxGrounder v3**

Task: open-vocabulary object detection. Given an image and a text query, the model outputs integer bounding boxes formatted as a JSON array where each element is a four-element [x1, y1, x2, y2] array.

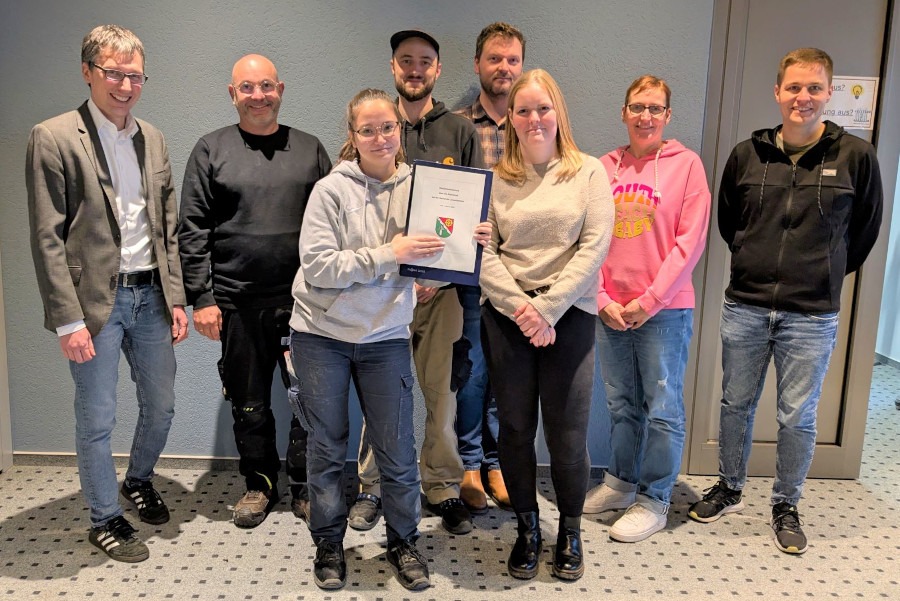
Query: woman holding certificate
[[584, 76, 710, 543], [479, 69, 614, 581], [289, 88, 490, 592]]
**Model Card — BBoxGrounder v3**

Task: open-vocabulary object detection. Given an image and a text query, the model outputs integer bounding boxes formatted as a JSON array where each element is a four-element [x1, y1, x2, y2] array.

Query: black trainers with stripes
[[688, 480, 745, 523], [121, 480, 170, 525], [771, 502, 808, 554], [88, 515, 149, 563]]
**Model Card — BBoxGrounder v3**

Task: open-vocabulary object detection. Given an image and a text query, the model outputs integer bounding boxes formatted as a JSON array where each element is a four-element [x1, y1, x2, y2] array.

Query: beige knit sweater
[[480, 155, 614, 326]]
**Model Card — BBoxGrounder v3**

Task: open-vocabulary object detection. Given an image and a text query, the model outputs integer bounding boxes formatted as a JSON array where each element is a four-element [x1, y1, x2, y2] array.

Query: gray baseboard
[[13, 452, 608, 480], [874, 353, 900, 369]]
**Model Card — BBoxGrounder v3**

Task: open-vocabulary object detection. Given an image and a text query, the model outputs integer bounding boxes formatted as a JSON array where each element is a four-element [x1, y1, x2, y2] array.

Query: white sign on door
[[825, 76, 879, 130]]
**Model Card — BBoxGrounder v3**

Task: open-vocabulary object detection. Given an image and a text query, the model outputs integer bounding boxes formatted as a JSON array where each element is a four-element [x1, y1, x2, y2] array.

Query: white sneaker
[[609, 503, 667, 542], [583, 483, 636, 514]]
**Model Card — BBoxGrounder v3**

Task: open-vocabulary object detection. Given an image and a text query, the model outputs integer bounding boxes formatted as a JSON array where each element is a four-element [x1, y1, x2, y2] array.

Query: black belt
[[117, 268, 158, 287], [524, 285, 551, 298]]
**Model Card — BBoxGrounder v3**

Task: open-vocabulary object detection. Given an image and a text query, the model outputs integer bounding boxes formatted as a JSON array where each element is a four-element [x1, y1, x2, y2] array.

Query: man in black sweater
[[178, 54, 331, 528]]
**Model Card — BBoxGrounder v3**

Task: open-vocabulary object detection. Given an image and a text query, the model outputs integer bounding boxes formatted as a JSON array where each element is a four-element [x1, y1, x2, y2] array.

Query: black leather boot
[[552, 515, 584, 580], [508, 511, 542, 579]]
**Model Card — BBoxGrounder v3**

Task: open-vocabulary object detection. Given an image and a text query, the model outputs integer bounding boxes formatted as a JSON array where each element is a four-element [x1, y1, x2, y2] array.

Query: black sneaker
[[121, 480, 170, 525], [348, 493, 381, 531], [313, 539, 346, 590], [433, 498, 473, 534], [386, 538, 430, 591], [688, 480, 745, 523], [89, 515, 149, 563], [771, 502, 807, 554]]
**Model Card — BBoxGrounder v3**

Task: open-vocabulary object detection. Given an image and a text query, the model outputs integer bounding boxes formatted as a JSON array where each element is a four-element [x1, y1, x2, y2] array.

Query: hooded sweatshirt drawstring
[[358, 164, 402, 245], [418, 120, 427, 151], [815, 155, 825, 216], [611, 144, 665, 203], [401, 119, 429, 156], [757, 150, 825, 217], [757, 160, 769, 213], [381, 174, 400, 245]]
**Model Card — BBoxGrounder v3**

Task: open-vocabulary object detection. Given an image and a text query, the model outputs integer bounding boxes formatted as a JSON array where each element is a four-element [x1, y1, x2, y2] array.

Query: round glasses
[[354, 121, 400, 138]]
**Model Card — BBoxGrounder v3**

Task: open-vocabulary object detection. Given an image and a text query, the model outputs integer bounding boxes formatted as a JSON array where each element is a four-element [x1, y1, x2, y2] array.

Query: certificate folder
[[399, 160, 493, 286]]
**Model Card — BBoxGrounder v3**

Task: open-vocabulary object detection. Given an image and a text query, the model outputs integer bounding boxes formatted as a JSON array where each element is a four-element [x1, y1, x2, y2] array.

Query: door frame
[[688, 0, 900, 478], [0, 250, 13, 472]]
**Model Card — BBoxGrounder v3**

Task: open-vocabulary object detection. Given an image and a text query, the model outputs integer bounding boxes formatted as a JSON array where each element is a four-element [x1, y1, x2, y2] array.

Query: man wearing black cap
[[348, 29, 484, 540]]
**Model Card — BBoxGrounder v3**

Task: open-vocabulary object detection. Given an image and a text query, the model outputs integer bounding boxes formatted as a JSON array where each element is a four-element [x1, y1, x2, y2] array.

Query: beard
[[395, 78, 435, 102], [480, 74, 513, 100]]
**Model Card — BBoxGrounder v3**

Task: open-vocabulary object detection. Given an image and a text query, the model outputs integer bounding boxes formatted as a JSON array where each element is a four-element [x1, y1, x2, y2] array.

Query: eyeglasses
[[90, 63, 148, 85], [626, 103, 668, 116], [353, 121, 400, 138], [233, 80, 280, 95]]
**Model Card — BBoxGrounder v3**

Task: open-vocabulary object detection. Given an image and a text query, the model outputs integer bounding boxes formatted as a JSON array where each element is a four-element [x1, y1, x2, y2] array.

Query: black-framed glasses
[[233, 80, 280, 95], [353, 121, 400, 139], [90, 63, 148, 86], [626, 103, 668, 116]]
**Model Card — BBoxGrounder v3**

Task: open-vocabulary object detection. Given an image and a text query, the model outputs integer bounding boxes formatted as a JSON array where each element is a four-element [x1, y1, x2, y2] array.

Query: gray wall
[[0, 0, 715, 464]]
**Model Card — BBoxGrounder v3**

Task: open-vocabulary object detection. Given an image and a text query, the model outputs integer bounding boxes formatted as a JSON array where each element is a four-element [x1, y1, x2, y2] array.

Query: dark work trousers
[[219, 305, 308, 496], [481, 301, 595, 517]]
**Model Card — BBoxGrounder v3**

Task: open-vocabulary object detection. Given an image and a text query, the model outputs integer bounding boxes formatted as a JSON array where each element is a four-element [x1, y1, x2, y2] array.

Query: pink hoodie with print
[[597, 139, 711, 316]]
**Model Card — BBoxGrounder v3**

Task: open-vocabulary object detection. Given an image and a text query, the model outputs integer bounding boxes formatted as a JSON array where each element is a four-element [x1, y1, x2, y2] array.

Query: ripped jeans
[[596, 309, 692, 510]]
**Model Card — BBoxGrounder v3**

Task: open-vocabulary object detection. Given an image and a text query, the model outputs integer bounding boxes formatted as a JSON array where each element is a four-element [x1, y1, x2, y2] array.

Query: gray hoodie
[[290, 160, 414, 343]]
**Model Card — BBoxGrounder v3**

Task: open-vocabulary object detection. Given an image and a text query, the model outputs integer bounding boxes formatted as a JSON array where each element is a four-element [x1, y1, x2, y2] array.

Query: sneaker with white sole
[[89, 515, 149, 563], [609, 503, 667, 542], [771, 502, 807, 554], [121, 480, 170, 525], [583, 483, 636, 514], [688, 480, 744, 523]]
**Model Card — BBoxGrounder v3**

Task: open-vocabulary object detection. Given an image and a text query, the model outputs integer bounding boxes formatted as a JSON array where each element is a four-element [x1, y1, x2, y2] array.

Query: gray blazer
[[26, 101, 186, 336]]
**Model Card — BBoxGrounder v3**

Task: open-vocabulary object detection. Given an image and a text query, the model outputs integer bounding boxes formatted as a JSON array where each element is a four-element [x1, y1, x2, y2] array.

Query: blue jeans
[[290, 331, 420, 544], [70, 284, 176, 527], [596, 309, 692, 511], [455, 285, 500, 471], [718, 299, 839, 506]]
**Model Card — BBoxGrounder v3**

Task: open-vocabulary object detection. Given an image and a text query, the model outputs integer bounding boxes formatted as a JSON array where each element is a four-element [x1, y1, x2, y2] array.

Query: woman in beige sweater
[[479, 69, 614, 581]]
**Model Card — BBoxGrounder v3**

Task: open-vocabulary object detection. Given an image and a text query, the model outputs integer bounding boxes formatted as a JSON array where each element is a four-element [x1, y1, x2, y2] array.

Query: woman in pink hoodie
[[583, 75, 711, 542]]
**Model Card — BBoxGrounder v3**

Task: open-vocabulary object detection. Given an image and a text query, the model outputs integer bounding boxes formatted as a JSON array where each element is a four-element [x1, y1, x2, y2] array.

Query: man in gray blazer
[[26, 24, 188, 563]]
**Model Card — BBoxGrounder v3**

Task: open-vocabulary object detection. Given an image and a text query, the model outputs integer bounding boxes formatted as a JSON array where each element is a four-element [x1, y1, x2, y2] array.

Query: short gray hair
[[81, 24, 145, 66]]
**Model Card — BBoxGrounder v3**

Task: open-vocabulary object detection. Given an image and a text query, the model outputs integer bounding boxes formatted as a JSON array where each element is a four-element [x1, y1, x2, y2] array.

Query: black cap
[[390, 30, 440, 57]]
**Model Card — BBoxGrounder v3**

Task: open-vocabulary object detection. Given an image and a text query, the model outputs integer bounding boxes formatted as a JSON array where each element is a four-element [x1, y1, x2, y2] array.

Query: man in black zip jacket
[[688, 48, 882, 555]]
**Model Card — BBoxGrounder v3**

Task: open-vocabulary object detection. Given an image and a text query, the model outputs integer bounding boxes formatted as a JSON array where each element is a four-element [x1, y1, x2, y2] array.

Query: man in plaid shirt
[[454, 22, 525, 512], [457, 23, 526, 169]]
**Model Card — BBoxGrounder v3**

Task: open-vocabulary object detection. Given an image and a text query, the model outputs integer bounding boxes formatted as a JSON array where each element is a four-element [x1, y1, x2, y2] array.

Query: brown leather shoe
[[487, 469, 512, 510], [460, 470, 488, 514]]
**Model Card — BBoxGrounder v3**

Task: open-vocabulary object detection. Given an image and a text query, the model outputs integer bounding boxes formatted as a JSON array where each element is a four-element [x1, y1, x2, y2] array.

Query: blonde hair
[[337, 88, 406, 165], [495, 69, 582, 184]]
